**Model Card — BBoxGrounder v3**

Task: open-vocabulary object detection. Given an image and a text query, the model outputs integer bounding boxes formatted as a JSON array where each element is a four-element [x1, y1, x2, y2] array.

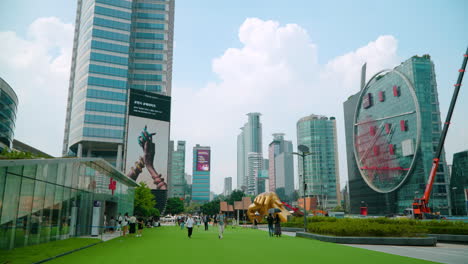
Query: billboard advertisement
[[196, 149, 210, 172], [124, 89, 171, 190]]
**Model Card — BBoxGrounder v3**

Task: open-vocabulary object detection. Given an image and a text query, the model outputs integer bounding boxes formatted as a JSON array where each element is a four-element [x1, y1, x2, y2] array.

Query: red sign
[[109, 178, 117, 195]]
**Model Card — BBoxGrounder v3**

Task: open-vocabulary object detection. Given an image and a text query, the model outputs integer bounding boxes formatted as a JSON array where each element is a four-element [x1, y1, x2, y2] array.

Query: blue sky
[[0, 0, 467, 193]]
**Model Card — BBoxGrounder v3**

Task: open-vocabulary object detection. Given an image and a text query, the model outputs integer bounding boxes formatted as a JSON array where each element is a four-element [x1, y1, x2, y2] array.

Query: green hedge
[[283, 217, 468, 236]]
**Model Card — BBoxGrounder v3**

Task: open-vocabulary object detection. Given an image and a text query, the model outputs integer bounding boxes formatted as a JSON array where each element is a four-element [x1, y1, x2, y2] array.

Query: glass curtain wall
[[0, 159, 136, 250]]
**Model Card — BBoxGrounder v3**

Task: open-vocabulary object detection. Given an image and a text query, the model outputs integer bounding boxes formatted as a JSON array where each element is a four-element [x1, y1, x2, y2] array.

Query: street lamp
[[292, 144, 312, 231], [452, 187, 458, 215]]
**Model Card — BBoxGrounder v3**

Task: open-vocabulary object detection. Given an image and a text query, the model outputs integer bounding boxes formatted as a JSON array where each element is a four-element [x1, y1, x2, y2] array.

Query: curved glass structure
[[353, 70, 420, 193], [0, 78, 18, 150]]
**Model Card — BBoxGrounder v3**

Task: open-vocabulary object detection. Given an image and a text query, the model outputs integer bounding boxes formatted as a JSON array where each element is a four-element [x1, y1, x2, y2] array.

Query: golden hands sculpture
[[247, 192, 291, 223]]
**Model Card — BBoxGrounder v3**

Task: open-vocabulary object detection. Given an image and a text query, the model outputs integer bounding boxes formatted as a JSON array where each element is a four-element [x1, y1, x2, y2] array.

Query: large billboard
[[124, 89, 171, 190], [196, 149, 210, 172]]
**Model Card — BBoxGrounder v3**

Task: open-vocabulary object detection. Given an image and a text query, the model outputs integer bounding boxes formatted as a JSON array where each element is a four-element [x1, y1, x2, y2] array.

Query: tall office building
[[192, 144, 211, 202], [297, 114, 341, 209], [268, 133, 294, 199], [0, 78, 18, 151], [62, 0, 175, 168], [169, 140, 186, 198], [450, 150, 468, 216], [344, 55, 451, 215], [247, 152, 263, 195], [237, 113, 262, 190], [224, 177, 232, 196]]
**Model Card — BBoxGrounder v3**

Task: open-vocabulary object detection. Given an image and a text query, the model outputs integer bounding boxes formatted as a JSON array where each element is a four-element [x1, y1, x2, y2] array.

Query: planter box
[[282, 227, 305, 232], [428, 234, 468, 244], [296, 232, 436, 246]]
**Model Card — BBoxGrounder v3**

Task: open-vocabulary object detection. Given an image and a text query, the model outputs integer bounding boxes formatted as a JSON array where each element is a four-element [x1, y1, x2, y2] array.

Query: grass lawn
[[0, 238, 101, 264], [45, 226, 437, 264]]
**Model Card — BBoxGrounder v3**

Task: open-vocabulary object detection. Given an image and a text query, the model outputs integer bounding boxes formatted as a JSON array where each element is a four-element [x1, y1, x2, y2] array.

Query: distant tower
[[268, 133, 294, 199], [237, 113, 262, 192], [192, 144, 211, 203]]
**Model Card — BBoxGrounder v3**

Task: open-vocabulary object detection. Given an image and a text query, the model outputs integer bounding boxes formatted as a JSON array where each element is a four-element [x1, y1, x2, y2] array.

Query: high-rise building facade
[[268, 133, 294, 199], [237, 113, 262, 191], [297, 114, 341, 209], [0, 78, 18, 151], [224, 177, 232, 196], [169, 140, 186, 198], [63, 0, 175, 168], [450, 150, 468, 216], [345, 55, 451, 215], [247, 152, 263, 195], [192, 144, 210, 202]]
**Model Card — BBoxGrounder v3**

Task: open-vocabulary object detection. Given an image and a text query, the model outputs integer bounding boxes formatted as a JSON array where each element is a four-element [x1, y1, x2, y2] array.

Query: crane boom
[[413, 47, 468, 219]]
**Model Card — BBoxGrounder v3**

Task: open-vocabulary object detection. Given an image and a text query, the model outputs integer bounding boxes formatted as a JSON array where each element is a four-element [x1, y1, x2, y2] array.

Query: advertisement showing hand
[[137, 126, 167, 190]]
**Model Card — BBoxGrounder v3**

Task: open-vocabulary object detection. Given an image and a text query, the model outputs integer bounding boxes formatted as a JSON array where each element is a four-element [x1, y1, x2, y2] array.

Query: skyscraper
[[450, 150, 468, 216], [0, 77, 17, 151], [344, 55, 451, 215], [62, 0, 175, 169], [169, 140, 186, 198], [297, 114, 341, 209], [192, 144, 211, 202], [237, 113, 262, 191], [247, 152, 263, 195], [268, 133, 294, 199], [224, 177, 232, 196]]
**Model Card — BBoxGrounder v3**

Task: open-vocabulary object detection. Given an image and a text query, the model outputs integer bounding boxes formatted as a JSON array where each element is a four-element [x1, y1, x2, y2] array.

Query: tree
[[331, 205, 344, 212], [165, 197, 184, 215], [275, 187, 287, 202], [291, 190, 299, 201], [226, 189, 245, 204], [200, 199, 220, 215], [134, 182, 158, 217]]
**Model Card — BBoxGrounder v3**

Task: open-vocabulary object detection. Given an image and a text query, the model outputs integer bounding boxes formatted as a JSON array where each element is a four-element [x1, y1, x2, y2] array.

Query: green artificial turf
[[0, 238, 101, 264], [44, 226, 437, 264]]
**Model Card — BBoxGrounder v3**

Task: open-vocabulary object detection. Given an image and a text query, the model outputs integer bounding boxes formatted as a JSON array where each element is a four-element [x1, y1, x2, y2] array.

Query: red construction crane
[[412, 47, 468, 219]]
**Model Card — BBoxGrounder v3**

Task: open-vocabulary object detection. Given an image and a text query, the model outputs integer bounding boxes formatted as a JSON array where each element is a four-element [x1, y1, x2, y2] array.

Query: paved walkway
[[258, 227, 468, 264], [346, 243, 468, 264]]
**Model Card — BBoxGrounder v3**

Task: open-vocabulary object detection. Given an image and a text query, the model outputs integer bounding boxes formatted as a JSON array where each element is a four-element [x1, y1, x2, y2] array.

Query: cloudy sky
[[1, 0, 467, 194]]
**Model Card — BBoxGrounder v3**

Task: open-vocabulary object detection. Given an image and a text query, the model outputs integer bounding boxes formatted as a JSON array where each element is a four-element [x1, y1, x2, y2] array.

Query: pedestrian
[[267, 214, 274, 237], [137, 216, 144, 237], [186, 214, 195, 238], [216, 212, 225, 239], [180, 216, 185, 230], [122, 213, 129, 236], [274, 214, 282, 237], [109, 216, 116, 233], [129, 215, 137, 236], [204, 214, 209, 231], [117, 213, 123, 232], [213, 214, 218, 227]]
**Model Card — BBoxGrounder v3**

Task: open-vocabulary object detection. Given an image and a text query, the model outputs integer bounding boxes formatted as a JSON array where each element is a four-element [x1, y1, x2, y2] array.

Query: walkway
[[48, 226, 433, 264]]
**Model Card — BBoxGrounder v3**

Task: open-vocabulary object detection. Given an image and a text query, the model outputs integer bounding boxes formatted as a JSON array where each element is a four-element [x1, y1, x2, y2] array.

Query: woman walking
[[137, 216, 144, 237], [122, 213, 129, 236], [129, 215, 137, 236], [274, 214, 282, 237]]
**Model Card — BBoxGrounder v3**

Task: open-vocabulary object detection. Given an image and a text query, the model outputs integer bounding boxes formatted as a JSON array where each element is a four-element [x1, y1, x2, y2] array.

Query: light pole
[[292, 144, 312, 231], [452, 187, 458, 215]]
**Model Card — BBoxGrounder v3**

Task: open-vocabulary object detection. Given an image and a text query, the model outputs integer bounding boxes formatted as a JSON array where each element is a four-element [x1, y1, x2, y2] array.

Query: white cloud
[[0, 17, 74, 155], [172, 18, 401, 193]]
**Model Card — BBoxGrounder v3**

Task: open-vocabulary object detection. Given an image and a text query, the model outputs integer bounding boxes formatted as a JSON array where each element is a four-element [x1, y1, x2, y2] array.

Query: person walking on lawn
[[186, 215, 195, 238], [216, 212, 225, 239], [267, 213, 274, 237]]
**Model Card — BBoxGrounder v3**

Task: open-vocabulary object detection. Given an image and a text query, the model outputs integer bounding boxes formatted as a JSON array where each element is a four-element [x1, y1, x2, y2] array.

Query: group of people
[[179, 213, 227, 239], [266, 213, 282, 237], [105, 213, 147, 237]]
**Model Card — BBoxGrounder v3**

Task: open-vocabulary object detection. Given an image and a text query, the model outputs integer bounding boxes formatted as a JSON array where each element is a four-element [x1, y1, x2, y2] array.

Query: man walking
[[267, 213, 274, 237], [216, 212, 225, 239], [204, 214, 209, 231], [186, 214, 194, 238]]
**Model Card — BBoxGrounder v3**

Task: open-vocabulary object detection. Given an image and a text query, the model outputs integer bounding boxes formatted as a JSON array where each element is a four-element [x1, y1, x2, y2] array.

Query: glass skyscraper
[[168, 140, 186, 198], [0, 77, 18, 151], [450, 150, 468, 216], [297, 114, 341, 209], [344, 55, 451, 215], [62, 0, 175, 168], [192, 144, 210, 202], [237, 113, 262, 192]]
